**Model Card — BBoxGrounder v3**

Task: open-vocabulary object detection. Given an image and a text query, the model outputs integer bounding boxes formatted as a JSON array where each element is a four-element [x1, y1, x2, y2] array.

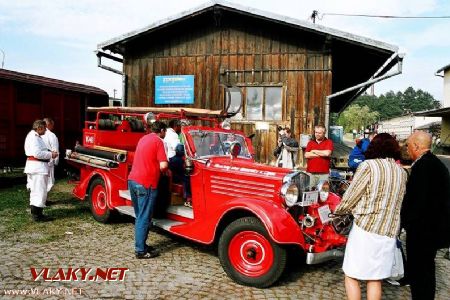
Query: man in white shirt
[[164, 119, 181, 160], [24, 120, 58, 222], [42, 118, 59, 192]]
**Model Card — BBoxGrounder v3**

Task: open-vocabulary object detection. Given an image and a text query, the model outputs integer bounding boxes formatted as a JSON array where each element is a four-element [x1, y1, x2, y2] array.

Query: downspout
[[95, 51, 127, 107], [325, 53, 405, 134]]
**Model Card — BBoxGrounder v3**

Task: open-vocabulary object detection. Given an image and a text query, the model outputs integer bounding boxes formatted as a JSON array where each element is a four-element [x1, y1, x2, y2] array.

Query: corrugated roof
[[98, 0, 398, 54], [0, 68, 108, 96]]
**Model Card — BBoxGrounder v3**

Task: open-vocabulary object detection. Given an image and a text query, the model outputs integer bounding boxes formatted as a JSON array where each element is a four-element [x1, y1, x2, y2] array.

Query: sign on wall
[[155, 75, 194, 104]]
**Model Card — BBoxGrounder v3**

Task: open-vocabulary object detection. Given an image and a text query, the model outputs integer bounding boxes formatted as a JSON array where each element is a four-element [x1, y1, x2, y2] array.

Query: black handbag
[[329, 213, 354, 235]]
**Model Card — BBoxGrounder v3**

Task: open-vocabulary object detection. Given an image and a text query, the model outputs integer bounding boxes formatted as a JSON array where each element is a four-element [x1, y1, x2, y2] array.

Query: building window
[[229, 86, 283, 121]]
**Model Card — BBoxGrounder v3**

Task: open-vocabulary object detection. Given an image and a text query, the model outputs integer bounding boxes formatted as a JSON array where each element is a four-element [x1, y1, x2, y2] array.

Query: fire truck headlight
[[281, 183, 299, 207], [317, 180, 330, 202]]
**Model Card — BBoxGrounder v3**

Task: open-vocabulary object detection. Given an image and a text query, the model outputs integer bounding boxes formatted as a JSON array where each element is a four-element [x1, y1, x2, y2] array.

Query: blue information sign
[[155, 75, 194, 104]]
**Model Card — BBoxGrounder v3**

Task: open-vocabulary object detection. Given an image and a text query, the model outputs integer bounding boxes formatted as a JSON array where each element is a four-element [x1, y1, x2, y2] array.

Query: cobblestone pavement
[[1, 188, 449, 299]]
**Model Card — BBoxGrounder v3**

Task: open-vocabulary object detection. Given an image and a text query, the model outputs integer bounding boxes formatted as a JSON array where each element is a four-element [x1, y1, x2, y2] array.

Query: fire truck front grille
[[210, 175, 275, 199]]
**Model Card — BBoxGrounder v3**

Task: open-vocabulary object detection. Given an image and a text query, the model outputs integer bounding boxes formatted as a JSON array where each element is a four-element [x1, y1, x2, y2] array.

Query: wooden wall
[[124, 14, 332, 164]]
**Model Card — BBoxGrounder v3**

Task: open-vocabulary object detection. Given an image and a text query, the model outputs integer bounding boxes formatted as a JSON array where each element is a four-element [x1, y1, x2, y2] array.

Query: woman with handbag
[[334, 133, 408, 300]]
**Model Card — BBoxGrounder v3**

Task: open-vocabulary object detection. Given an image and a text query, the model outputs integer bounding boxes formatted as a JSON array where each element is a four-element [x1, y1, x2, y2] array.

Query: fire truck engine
[[66, 106, 347, 288]]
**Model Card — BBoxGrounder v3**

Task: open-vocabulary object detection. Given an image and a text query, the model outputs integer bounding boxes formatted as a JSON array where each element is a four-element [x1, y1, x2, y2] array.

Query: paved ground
[[1, 183, 449, 299]]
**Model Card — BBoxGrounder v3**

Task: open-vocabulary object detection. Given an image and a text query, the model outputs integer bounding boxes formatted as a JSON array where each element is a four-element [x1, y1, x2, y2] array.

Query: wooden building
[[97, 1, 402, 164], [0, 68, 108, 167]]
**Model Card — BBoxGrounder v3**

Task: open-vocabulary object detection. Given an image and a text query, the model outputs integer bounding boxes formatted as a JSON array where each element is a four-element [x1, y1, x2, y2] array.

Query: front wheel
[[218, 217, 287, 288], [88, 177, 112, 223]]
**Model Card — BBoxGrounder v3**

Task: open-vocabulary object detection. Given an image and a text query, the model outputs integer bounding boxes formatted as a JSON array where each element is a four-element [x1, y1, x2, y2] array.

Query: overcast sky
[[1, 0, 449, 103]]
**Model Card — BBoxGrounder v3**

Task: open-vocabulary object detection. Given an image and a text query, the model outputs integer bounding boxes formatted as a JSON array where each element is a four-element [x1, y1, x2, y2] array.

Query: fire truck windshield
[[189, 130, 251, 158]]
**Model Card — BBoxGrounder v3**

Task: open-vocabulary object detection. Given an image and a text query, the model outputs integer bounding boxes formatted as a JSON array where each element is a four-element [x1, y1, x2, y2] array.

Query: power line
[[321, 12, 450, 19]]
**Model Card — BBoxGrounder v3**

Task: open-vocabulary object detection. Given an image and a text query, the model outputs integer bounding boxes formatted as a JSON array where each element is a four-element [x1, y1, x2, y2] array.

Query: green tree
[[337, 104, 379, 133], [353, 87, 440, 121]]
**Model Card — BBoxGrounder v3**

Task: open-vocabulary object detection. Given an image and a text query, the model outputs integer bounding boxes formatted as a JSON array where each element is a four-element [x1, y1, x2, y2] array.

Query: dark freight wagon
[[0, 68, 108, 168]]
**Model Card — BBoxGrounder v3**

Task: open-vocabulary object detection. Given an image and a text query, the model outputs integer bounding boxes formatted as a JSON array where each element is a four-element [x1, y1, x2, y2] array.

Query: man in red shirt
[[128, 121, 168, 259], [305, 125, 333, 187]]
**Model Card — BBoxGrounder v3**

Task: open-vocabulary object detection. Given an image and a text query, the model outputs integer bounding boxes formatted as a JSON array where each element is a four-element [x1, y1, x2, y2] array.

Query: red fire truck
[[66, 106, 347, 288]]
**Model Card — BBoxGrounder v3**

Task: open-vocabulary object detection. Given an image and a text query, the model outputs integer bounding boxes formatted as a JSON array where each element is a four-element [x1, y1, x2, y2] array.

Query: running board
[[114, 206, 185, 230], [116, 205, 135, 218], [118, 189, 193, 219], [152, 219, 185, 230]]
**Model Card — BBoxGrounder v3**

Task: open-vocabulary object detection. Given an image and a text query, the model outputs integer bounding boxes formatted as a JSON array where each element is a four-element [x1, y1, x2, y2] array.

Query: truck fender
[[73, 170, 114, 208], [216, 198, 305, 247]]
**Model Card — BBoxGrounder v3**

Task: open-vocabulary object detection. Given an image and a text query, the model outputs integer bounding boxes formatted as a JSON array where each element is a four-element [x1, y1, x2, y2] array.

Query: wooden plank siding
[[124, 20, 331, 165]]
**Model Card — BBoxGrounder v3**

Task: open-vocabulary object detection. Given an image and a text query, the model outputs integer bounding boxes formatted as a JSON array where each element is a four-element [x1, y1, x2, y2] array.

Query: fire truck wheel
[[218, 217, 287, 288], [88, 177, 112, 223]]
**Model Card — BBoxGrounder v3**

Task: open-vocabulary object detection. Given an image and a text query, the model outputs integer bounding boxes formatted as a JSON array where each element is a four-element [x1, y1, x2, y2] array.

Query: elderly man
[[401, 131, 450, 299], [305, 125, 334, 187], [42, 117, 59, 192], [24, 120, 58, 222]]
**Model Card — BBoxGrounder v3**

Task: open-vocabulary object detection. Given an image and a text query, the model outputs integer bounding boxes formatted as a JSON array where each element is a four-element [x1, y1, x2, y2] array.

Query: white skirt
[[342, 223, 396, 280]]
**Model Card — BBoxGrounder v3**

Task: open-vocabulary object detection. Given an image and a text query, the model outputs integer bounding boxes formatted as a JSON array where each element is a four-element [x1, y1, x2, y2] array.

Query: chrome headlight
[[281, 183, 299, 207], [317, 180, 330, 202]]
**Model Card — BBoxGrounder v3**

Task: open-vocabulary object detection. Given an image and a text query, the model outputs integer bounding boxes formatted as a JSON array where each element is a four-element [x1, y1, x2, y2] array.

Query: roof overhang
[[414, 107, 450, 118], [436, 63, 450, 74], [0, 68, 108, 96]]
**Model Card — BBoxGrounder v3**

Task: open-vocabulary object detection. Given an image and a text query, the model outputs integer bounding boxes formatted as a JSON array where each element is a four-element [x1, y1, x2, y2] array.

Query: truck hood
[[205, 157, 296, 181]]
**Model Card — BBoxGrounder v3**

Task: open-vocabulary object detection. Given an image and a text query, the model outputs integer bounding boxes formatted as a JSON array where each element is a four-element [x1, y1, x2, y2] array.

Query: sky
[[1, 0, 449, 103]]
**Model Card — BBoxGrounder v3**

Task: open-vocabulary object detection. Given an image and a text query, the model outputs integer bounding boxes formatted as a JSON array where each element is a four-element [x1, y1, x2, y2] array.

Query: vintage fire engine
[[66, 106, 347, 288]]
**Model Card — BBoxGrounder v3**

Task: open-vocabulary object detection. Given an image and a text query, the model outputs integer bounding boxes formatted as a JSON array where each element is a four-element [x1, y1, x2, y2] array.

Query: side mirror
[[230, 142, 242, 158]]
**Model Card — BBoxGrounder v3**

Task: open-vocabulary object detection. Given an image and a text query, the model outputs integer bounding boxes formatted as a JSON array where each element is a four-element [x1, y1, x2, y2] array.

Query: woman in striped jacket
[[335, 133, 408, 300]]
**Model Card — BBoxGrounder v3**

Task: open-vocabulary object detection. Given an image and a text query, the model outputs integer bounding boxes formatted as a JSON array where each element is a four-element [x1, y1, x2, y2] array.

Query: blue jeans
[[128, 180, 158, 254]]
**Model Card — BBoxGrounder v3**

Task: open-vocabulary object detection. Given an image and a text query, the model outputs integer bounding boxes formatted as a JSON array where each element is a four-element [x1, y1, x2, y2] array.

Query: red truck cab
[[66, 106, 347, 288]]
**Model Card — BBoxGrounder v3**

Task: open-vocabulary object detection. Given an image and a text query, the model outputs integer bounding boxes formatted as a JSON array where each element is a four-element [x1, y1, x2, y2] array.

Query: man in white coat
[[24, 120, 58, 222], [42, 118, 59, 192]]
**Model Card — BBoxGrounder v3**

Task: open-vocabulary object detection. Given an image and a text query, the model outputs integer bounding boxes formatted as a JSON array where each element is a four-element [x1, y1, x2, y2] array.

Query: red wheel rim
[[228, 231, 274, 277], [91, 185, 107, 216]]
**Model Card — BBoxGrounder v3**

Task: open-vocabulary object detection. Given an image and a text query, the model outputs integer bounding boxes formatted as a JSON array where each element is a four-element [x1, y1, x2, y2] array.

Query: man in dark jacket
[[401, 131, 450, 300]]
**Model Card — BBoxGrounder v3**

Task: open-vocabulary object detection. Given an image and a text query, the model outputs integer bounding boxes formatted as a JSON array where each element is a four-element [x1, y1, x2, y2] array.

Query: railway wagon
[[0, 68, 109, 169]]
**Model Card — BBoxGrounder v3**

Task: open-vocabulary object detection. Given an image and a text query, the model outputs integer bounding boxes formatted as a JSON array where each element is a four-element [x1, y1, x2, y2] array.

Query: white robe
[[41, 129, 59, 191], [24, 130, 52, 207]]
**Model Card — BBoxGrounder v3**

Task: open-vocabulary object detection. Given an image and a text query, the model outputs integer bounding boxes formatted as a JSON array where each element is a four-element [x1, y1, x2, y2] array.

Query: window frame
[[227, 84, 285, 122]]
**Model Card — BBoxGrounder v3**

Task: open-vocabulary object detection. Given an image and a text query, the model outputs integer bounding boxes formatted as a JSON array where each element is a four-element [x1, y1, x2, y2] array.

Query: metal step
[[115, 205, 135, 218], [119, 189, 193, 219], [152, 219, 185, 230], [119, 190, 131, 200], [166, 205, 194, 219]]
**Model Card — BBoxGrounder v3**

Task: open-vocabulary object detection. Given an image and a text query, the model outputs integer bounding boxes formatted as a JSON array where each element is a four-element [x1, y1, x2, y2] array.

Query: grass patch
[[0, 178, 96, 243]]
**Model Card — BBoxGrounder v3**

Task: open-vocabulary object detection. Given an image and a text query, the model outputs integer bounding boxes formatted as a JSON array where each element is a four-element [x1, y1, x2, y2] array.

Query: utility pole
[[0, 49, 5, 68], [311, 10, 319, 24]]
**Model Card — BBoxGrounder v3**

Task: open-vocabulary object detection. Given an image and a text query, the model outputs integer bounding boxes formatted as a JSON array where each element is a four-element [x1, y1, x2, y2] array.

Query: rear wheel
[[88, 177, 112, 223], [218, 217, 287, 288]]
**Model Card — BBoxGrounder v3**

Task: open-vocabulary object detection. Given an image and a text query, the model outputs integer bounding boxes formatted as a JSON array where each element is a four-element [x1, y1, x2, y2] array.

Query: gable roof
[[99, 0, 397, 54], [0, 68, 108, 96]]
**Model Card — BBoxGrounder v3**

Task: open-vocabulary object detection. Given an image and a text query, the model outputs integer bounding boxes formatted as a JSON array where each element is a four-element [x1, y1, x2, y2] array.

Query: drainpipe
[[325, 52, 405, 134], [95, 51, 127, 107]]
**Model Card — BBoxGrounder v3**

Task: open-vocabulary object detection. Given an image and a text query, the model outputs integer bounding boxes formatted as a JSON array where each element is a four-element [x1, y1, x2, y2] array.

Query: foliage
[[334, 87, 441, 132], [337, 105, 379, 133], [353, 87, 441, 121]]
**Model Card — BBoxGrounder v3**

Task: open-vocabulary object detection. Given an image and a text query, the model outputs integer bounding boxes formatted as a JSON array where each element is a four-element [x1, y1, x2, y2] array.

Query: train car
[[0, 68, 109, 169]]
